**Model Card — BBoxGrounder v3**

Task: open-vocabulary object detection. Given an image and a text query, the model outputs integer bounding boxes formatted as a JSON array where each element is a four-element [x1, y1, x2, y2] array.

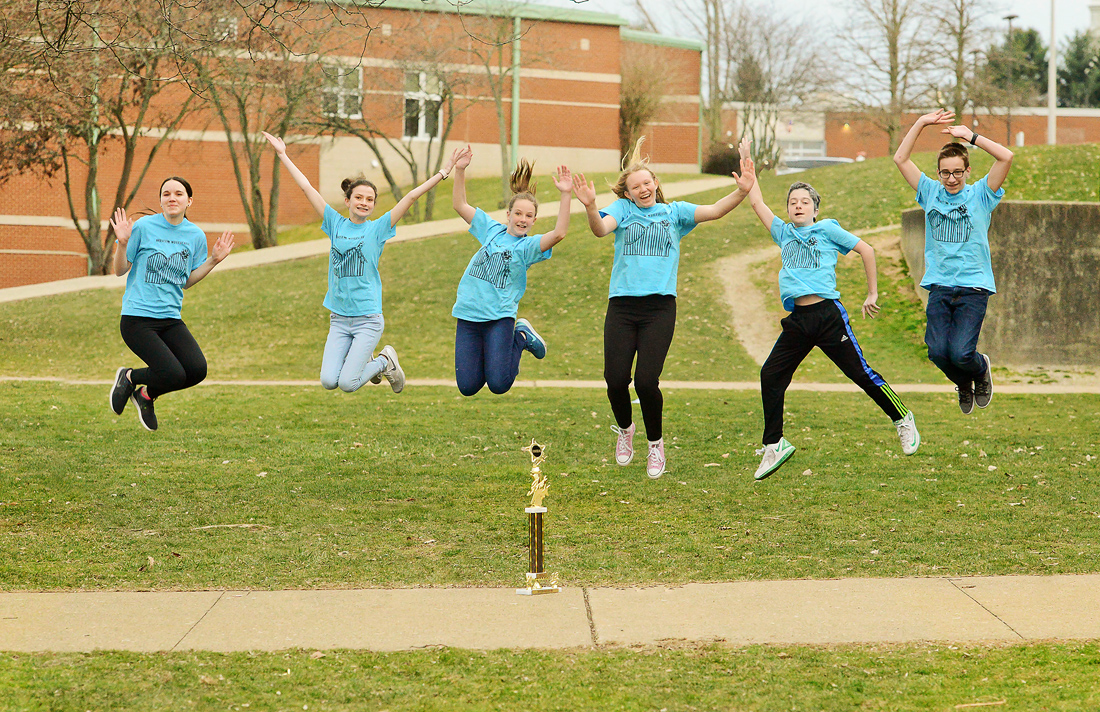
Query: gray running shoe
[[956, 385, 975, 415], [974, 354, 993, 409], [379, 345, 405, 393]]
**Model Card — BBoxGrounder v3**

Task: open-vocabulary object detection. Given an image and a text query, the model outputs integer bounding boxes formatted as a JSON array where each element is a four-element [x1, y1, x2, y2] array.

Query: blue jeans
[[320, 313, 387, 392], [455, 317, 523, 396], [925, 285, 990, 389]]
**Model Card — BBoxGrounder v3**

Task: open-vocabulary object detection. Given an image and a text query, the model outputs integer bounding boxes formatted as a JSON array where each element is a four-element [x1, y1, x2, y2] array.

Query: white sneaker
[[646, 438, 666, 479], [379, 345, 405, 393], [894, 411, 920, 455], [754, 437, 795, 481], [611, 423, 635, 465]]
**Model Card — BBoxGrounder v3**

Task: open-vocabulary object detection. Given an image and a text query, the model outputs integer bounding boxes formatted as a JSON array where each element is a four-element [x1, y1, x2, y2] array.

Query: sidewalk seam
[[171, 590, 228, 652], [947, 578, 1026, 640], [582, 587, 600, 646]]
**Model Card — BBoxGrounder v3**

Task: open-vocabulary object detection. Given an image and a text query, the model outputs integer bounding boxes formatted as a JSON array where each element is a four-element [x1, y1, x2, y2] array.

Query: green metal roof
[[330, 0, 627, 26], [620, 28, 704, 52]]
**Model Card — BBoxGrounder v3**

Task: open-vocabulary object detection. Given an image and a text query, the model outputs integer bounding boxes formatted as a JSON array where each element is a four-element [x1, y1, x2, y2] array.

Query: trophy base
[[516, 571, 560, 595]]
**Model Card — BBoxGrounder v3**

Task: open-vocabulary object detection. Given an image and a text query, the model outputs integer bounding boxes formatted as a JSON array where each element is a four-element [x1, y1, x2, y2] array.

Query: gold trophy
[[517, 440, 560, 595]]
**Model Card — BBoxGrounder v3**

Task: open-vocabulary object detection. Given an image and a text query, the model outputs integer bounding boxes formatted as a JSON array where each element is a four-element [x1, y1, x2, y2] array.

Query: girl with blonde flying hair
[[572, 137, 755, 479], [450, 145, 573, 396]]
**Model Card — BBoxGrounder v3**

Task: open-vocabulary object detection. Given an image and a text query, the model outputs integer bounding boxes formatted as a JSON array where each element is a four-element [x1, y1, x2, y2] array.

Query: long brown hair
[[507, 159, 538, 213], [611, 136, 666, 204]]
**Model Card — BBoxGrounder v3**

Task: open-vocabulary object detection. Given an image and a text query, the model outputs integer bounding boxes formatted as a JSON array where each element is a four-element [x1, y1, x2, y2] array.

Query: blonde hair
[[507, 159, 538, 213], [611, 136, 666, 204]]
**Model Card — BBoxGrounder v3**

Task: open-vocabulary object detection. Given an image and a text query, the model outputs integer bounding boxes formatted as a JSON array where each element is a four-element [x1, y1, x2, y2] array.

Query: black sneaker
[[130, 386, 158, 431], [109, 367, 133, 415], [974, 354, 993, 409], [956, 384, 975, 415]]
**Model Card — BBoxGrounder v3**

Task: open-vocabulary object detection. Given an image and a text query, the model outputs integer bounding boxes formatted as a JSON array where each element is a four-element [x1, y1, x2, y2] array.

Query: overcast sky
[[547, 0, 1095, 46]]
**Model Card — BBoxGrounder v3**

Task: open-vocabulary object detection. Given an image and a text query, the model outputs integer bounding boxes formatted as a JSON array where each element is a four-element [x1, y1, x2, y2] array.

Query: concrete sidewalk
[[0, 177, 734, 305], [2, 574, 1099, 652]]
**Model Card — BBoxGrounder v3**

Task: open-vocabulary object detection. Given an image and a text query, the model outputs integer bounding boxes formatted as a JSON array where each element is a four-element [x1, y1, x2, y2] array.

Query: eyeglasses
[[938, 169, 967, 180]]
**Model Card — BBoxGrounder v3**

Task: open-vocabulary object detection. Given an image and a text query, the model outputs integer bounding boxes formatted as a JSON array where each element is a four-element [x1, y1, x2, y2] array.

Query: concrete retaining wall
[[900, 201, 1100, 367]]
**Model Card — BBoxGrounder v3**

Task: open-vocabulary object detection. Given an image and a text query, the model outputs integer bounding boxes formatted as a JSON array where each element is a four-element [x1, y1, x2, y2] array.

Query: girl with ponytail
[[449, 145, 573, 396], [572, 137, 755, 479], [264, 131, 459, 395]]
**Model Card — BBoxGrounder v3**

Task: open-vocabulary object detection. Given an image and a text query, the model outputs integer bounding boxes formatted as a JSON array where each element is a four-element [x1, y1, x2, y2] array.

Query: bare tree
[[839, 0, 938, 152], [726, 3, 831, 167], [933, 0, 997, 120], [618, 42, 674, 161], [1, 0, 197, 275]]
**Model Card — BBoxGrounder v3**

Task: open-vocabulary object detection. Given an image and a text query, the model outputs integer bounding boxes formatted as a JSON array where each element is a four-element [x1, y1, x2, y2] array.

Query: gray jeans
[[320, 313, 387, 392]]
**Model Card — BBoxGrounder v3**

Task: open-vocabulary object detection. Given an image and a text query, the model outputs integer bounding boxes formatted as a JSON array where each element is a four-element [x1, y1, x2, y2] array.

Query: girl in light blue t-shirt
[[265, 132, 459, 395], [572, 137, 756, 479], [449, 146, 573, 396], [107, 177, 236, 432]]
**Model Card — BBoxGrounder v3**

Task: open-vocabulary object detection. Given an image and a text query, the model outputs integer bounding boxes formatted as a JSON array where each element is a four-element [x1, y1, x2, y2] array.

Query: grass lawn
[[2, 642, 1099, 711], [2, 383, 1098, 591]]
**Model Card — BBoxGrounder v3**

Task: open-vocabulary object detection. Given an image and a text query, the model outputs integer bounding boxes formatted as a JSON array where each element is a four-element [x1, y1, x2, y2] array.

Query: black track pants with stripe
[[760, 299, 907, 445]]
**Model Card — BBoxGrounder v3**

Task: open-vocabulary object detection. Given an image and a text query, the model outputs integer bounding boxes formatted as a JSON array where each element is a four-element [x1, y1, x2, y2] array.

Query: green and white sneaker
[[894, 411, 920, 455], [754, 437, 795, 481]]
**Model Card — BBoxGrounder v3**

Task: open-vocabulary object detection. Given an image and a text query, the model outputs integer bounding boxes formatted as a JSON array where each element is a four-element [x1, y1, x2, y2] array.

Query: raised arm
[[539, 166, 573, 252], [451, 146, 476, 225], [893, 109, 954, 191], [941, 125, 1014, 192], [851, 240, 880, 319], [389, 148, 461, 227], [263, 131, 327, 217], [694, 137, 756, 223], [571, 173, 617, 237], [184, 231, 235, 289], [110, 208, 133, 276], [742, 149, 776, 230]]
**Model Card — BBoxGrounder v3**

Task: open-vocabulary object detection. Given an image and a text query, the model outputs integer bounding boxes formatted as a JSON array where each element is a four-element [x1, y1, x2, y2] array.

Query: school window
[[321, 66, 362, 120], [213, 17, 238, 42], [403, 72, 442, 139]]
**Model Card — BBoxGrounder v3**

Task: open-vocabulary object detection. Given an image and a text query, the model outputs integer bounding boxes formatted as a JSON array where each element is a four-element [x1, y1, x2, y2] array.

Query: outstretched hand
[[261, 131, 286, 154], [918, 109, 954, 128], [452, 145, 473, 170], [211, 231, 235, 263], [861, 293, 880, 319], [110, 207, 133, 245], [553, 165, 572, 193], [940, 125, 973, 140], [735, 137, 756, 193], [571, 173, 597, 206]]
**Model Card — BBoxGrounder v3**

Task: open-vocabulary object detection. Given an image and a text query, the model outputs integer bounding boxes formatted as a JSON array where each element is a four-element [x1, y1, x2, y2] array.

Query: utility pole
[[1047, 1, 1057, 145], [1004, 14, 1018, 145]]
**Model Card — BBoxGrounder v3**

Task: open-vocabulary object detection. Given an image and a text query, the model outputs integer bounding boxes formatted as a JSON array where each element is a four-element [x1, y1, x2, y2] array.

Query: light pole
[[1004, 14, 1018, 145], [1047, 1, 1058, 145]]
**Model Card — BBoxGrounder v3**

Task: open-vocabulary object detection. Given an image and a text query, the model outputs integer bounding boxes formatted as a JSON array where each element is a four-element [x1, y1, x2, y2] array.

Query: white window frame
[[403, 71, 442, 140], [322, 65, 363, 120]]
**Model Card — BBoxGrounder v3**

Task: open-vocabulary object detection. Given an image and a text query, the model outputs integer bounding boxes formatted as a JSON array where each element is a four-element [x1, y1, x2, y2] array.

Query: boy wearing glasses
[[893, 109, 1014, 414]]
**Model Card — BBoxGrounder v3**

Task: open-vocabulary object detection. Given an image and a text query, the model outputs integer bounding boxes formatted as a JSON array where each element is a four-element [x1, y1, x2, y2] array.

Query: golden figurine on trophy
[[517, 440, 560, 595]]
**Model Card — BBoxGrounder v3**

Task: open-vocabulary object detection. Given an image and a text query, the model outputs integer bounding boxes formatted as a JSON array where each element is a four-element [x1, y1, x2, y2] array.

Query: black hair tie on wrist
[[970, 132, 980, 146]]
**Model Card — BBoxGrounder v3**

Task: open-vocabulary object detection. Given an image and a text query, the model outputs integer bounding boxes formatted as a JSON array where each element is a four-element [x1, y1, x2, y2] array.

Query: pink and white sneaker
[[646, 438, 666, 479], [610, 423, 635, 465]]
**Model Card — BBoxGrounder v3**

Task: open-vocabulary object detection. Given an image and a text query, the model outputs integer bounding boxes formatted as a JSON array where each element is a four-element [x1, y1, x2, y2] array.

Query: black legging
[[603, 295, 677, 441], [120, 316, 207, 399]]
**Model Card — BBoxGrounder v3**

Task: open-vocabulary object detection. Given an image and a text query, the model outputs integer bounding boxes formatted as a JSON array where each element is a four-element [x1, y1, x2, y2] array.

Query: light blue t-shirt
[[599, 199, 697, 298], [770, 217, 861, 312], [915, 173, 1003, 292], [321, 205, 396, 317], [451, 208, 552, 322], [121, 214, 208, 319]]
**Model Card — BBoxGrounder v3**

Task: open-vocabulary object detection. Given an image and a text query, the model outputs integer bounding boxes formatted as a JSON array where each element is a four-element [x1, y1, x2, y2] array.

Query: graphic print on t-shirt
[[622, 219, 673, 257], [331, 242, 367, 278], [781, 236, 821, 269], [467, 247, 512, 289], [927, 205, 973, 244], [144, 248, 192, 285]]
